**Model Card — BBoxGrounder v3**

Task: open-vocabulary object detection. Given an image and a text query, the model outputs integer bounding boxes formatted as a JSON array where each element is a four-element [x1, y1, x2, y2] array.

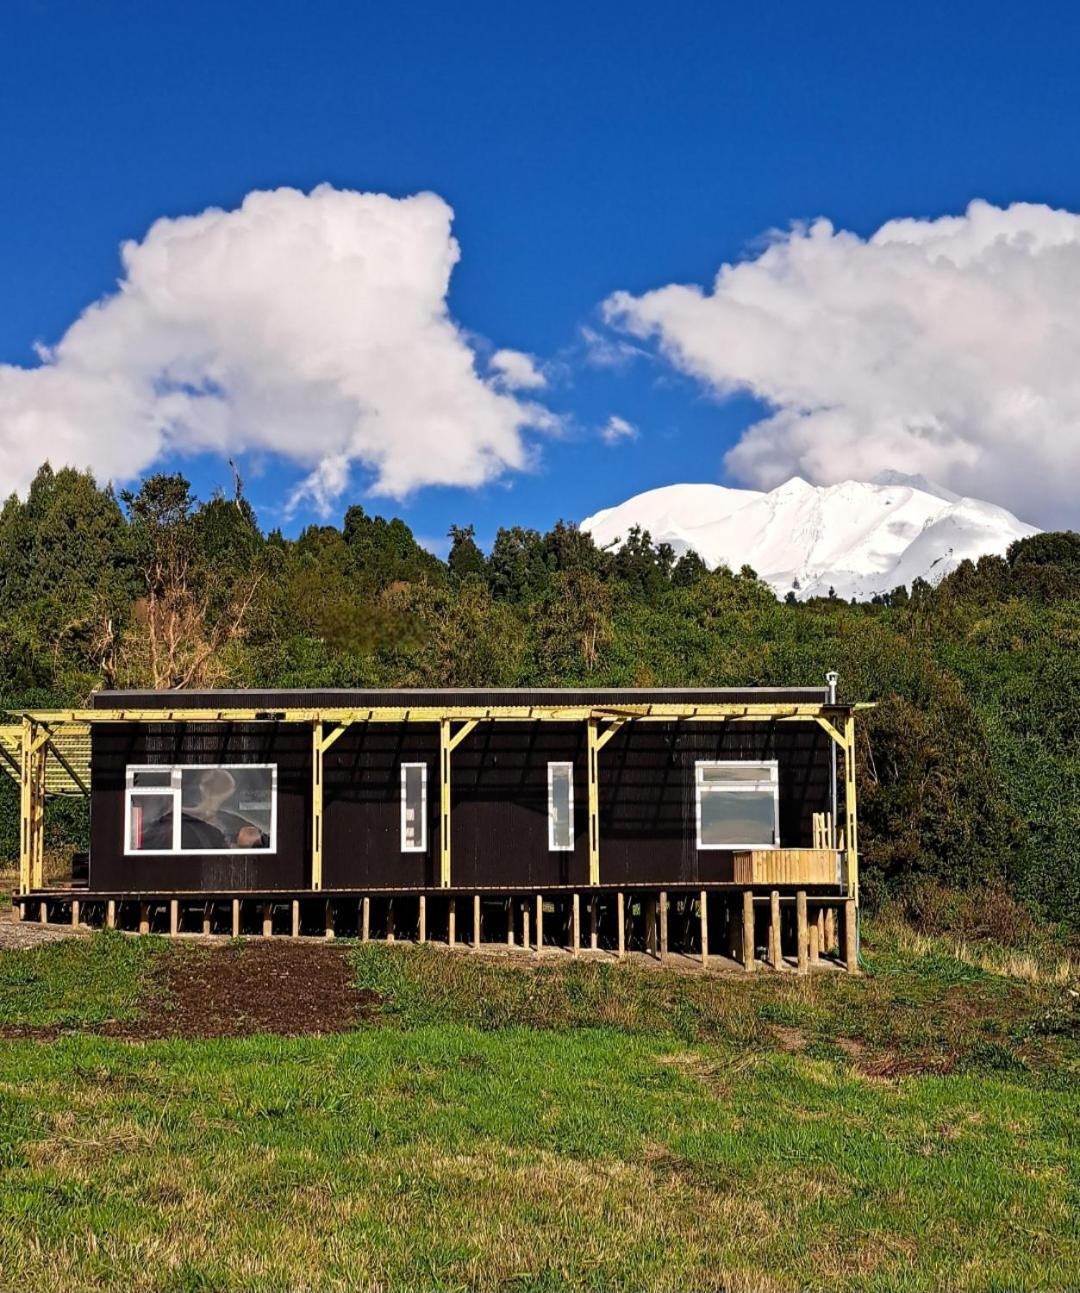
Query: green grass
[[0, 931, 1076, 1291], [0, 931, 163, 1029]]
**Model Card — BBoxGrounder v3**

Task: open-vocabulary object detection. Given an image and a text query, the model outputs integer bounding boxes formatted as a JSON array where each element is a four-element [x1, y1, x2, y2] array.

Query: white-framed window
[[400, 762, 428, 852], [125, 764, 277, 856], [547, 762, 575, 851], [695, 760, 779, 850]]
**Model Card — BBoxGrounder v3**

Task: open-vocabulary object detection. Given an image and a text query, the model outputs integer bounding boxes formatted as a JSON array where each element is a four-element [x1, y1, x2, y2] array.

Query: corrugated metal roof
[[93, 686, 831, 709], [0, 723, 90, 795]]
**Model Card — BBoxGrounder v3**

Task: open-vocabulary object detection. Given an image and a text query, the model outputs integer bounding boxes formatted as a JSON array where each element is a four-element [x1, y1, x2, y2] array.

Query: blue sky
[[3, 0, 1080, 545]]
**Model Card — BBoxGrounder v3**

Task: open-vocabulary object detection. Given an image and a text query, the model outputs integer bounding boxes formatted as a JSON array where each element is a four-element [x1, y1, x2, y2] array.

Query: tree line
[[1, 462, 1077, 926]]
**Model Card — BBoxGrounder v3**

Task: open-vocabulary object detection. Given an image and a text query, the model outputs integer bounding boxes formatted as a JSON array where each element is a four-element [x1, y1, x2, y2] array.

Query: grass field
[[0, 928, 1076, 1291]]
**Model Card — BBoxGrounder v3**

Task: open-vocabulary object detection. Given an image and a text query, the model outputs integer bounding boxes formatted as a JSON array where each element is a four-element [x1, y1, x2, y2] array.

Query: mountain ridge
[[580, 475, 1039, 601]]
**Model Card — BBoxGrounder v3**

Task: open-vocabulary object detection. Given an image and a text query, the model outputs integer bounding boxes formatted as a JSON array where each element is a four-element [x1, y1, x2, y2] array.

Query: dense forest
[[1, 463, 1077, 927]]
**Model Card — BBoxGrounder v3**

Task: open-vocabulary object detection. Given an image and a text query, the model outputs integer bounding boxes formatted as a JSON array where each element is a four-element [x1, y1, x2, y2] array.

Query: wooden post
[[843, 899, 859, 974], [658, 891, 669, 962], [473, 893, 481, 948], [291, 900, 300, 939], [770, 894, 781, 967], [742, 890, 755, 971], [362, 896, 370, 942], [809, 917, 820, 966], [169, 899, 179, 937], [106, 899, 116, 930], [816, 908, 826, 958], [521, 899, 530, 951], [645, 896, 657, 957], [324, 899, 335, 940], [447, 897, 456, 947], [202, 903, 212, 937], [587, 719, 600, 886], [824, 907, 836, 956], [617, 890, 626, 959], [700, 890, 709, 966], [71, 899, 80, 928], [139, 902, 150, 935], [231, 898, 241, 938], [262, 902, 273, 939], [589, 896, 598, 951], [796, 891, 809, 975], [506, 898, 515, 947], [418, 894, 427, 944], [572, 892, 580, 956], [386, 899, 395, 943], [535, 894, 544, 954], [312, 722, 324, 892], [440, 720, 452, 888]]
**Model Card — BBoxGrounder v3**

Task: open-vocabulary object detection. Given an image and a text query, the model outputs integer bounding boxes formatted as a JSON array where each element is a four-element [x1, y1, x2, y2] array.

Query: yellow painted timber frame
[[11, 700, 870, 896]]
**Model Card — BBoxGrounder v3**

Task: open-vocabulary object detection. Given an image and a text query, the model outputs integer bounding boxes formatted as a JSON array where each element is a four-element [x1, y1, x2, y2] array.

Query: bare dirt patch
[[141, 941, 380, 1039]]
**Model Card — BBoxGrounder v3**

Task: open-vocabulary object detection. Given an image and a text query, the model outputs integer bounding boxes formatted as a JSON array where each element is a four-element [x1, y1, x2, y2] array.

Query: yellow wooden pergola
[[2, 699, 869, 900]]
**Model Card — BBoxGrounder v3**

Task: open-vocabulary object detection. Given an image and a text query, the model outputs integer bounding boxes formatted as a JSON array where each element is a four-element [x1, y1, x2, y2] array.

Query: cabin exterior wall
[[89, 713, 830, 893]]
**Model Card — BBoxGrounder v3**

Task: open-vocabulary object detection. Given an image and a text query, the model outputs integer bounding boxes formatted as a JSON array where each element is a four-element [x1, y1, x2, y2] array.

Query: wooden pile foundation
[[16, 886, 859, 973]]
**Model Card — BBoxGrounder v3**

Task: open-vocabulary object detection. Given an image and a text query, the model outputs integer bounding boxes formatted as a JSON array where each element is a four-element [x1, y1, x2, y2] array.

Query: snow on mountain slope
[[580, 477, 1039, 601]]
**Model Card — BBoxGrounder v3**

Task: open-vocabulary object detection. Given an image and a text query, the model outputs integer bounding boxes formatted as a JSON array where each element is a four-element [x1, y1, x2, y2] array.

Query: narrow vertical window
[[548, 762, 574, 851], [401, 763, 427, 852]]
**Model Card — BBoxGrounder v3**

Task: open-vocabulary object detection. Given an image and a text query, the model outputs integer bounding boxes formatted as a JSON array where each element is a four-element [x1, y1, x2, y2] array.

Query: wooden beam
[[843, 899, 859, 974], [169, 899, 179, 937], [824, 906, 836, 956], [362, 896, 370, 942], [311, 722, 324, 892], [589, 895, 598, 951], [770, 890, 782, 969], [202, 902, 212, 937], [106, 899, 116, 930], [139, 902, 150, 935], [742, 891, 755, 972], [796, 891, 808, 975], [535, 894, 543, 954], [262, 902, 273, 939], [506, 897, 514, 947], [291, 900, 300, 939], [386, 899, 395, 943], [844, 714, 860, 907], [440, 721, 452, 888], [587, 720, 601, 886], [521, 899, 530, 952], [617, 891, 626, 959], [231, 898, 240, 938], [71, 899, 80, 929], [571, 892, 580, 956], [447, 897, 455, 947], [659, 891, 669, 962], [473, 893, 481, 948], [418, 894, 427, 943], [700, 890, 709, 966], [809, 916, 820, 966], [324, 898, 335, 940]]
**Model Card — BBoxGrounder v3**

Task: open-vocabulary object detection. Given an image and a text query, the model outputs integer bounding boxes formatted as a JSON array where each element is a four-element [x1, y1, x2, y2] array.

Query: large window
[[548, 762, 574, 850], [125, 765, 276, 855], [400, 763, 428, 852], [695, 761, 779, 850]]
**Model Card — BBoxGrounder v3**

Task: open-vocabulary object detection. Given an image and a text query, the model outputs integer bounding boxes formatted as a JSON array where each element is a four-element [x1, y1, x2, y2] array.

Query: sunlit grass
[[0, 931, 1075, 1290]]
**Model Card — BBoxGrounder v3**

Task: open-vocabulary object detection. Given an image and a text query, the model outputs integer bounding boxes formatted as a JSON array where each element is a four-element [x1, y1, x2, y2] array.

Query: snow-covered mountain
[[580, 475, 1039, 601]]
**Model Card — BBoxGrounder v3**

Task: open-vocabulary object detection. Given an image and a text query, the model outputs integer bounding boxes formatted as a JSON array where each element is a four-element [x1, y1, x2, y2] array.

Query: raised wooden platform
[[14, 885, 859, 973]]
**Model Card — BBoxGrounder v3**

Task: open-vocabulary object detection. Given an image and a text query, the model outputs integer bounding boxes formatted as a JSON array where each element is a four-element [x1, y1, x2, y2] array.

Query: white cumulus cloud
[[600, 415, 638, 445], [488, 348, 547, 391], [0, 185, 554, 512], [603, 199, 1080, 526]]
